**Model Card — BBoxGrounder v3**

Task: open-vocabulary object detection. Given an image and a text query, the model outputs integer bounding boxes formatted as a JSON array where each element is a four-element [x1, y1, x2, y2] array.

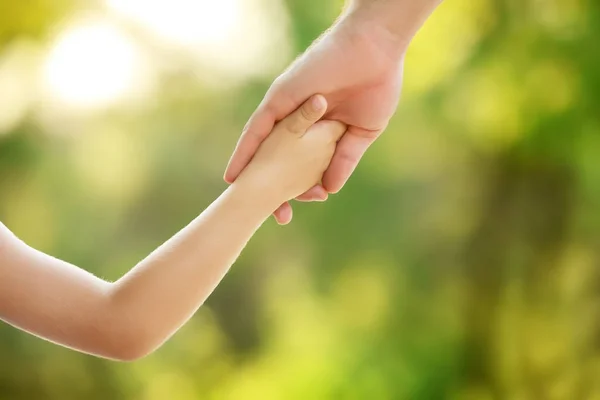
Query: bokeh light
[[2, 0, 600, 399], [105, 0, 291, 78], [105, 0, 241, 49], [42, 16, 145, 110]]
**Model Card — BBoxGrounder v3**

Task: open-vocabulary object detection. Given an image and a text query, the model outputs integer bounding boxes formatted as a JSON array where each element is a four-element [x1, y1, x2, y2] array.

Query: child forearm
[[0, 182, 275, 361], [106, 181, 276, 360], [0, 94, 340, 361]]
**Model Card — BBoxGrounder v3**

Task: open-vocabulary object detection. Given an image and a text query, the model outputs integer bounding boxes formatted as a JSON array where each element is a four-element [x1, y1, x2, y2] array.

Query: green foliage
[[1, 0, 600, 398]]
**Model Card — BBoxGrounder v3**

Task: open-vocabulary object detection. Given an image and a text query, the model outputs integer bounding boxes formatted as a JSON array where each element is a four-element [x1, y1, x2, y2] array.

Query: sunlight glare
[[43, 17, 142, 110], [106, 0, 240, 49], [106, 0, 291, 78]]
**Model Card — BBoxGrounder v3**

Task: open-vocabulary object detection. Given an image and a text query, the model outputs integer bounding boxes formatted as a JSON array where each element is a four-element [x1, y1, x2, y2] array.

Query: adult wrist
[[342, 0, 442, 55], [340, 5, 411, 58]]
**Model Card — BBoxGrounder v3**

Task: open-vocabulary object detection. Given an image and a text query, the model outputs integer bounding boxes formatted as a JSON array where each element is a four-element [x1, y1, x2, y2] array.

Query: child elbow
[[100, 326, 159, 362], [112, 349, 150, 363], [108, 337, 156, 362]]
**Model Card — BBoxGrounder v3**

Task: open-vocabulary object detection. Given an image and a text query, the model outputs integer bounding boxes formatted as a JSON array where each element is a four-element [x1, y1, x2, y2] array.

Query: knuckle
[[244, 130, 265, 147], [299, 104, 313, 121], [268, 76, 286, 98], [284, 119, 301, 135]]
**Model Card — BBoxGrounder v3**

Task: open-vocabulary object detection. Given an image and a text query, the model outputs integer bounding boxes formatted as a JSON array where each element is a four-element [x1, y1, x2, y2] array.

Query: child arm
[[0, 95, 346, 361]]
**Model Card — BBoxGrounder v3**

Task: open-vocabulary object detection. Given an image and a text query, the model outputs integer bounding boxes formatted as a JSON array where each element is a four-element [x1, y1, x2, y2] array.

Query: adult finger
[[321, 126, 380, 194], [295, 185, 328, 202], [224, 104, 276, 184], [273, 202, 293, 225]]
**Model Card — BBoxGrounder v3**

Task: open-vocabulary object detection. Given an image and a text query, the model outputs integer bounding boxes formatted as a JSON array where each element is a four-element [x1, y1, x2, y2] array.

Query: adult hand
[[225, 1, 441, 224]]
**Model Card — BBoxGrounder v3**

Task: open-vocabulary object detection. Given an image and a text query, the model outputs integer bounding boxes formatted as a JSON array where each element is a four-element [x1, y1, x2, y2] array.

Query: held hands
[[235, 95, 346, 210], [225, 13, 406, 224]]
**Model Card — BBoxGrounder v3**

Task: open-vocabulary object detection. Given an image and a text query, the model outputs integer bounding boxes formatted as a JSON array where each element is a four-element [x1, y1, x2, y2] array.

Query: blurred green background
[[1, 0, 600, 399]]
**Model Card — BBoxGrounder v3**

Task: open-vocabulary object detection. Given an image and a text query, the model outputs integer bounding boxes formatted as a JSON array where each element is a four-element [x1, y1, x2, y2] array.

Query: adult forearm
[[344, 0, 443, 51], [106, 182, 276, 360]]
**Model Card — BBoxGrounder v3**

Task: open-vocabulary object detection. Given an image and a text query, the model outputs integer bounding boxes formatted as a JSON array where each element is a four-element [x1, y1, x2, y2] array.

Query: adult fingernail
[[316, 193, 328, 202]]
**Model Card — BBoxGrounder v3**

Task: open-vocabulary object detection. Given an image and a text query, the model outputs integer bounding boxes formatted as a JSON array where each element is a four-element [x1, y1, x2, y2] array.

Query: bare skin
[[225, 0, 444, 225], [0, 95, 345, 362]]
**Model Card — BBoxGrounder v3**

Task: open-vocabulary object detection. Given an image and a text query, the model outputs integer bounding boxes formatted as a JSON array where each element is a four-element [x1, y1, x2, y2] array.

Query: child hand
[[236, 95, 346, 206]]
